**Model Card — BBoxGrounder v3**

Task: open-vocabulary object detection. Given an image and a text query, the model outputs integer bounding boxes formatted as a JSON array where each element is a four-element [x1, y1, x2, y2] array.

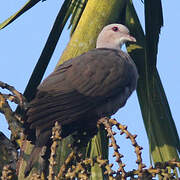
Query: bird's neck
[[96, 38, 124, 50], [96, 42, 123, 50]]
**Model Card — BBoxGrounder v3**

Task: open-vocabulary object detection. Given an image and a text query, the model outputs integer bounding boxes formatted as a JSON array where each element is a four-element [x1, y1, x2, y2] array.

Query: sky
[[0, 0, 179, 174]]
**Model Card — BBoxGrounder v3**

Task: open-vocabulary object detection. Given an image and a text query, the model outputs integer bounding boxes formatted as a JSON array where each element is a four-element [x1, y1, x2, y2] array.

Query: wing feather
[[26, 48, 138, 140]]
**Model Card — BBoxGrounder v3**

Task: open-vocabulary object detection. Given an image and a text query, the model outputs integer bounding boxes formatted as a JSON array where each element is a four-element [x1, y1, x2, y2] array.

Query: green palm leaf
[[0, 0, 40, 29], [23, 0, 73, 102], [68, 0, 88, 35], [125, 0, 180, 163]]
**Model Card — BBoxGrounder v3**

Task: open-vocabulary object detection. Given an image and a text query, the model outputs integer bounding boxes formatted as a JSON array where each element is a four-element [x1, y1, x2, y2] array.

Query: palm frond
[[23, 0, 73, 102], [144, 0, 163, 67], [125, 0, 179, 163], [0, 0, 40, 29], [68, 0, 88, 35]]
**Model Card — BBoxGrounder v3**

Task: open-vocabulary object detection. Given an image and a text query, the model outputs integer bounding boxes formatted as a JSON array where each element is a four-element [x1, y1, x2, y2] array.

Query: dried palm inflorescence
[[0, 81, 180, 180], [50, 119, 180, 180]]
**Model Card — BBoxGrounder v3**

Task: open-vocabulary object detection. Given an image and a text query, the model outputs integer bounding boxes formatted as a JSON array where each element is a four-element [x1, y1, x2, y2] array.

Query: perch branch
[[98, 117, 126, 179], [109, 118, 146, 175]]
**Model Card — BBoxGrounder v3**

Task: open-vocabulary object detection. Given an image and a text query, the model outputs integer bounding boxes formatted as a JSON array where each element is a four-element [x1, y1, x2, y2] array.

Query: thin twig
[[1, 165, 17, 180], [48, 121, 62, 180], [98, 117, 126, 179], [57, 150, 76, 179], [0, 81, 27, 109], [0, 93, 23, 142], [0, 81, 28, 143], [109, 118, 146, 176]]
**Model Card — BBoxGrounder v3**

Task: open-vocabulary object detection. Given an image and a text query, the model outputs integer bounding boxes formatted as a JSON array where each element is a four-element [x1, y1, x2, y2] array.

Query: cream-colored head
[[96, 24, 136, 50]]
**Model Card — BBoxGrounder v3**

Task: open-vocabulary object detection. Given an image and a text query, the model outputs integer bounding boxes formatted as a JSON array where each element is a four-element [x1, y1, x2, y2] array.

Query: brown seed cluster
[[0, 81, 180, 179], [1, 165, 16, 180], [47, 118, 180, 180]]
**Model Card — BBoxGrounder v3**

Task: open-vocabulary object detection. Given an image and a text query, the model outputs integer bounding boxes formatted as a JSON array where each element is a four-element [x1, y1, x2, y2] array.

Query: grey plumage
[[24, 24, 138, 176]]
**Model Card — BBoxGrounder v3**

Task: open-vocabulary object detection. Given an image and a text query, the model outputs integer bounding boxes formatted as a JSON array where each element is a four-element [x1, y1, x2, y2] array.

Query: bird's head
[[96, 24, 136, 50]]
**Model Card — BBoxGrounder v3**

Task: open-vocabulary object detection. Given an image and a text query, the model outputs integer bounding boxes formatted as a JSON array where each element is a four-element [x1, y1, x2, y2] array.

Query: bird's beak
[[126, 34, 136, 42]]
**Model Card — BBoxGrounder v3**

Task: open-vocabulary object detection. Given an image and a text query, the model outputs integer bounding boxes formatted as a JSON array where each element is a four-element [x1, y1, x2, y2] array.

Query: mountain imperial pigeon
[[24, 24, 138, 176]]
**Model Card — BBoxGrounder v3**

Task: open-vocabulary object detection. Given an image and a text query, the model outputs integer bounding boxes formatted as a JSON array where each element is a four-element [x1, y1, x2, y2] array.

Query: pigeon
[[24, 24, 138, 176]]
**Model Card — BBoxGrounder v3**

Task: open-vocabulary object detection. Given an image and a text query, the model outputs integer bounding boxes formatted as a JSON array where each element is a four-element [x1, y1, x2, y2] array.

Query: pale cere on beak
[[126, 34, 136, 42]]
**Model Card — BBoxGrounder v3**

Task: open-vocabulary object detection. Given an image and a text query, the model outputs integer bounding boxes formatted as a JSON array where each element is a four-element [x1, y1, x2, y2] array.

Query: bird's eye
[[112, 26, 118, 32]]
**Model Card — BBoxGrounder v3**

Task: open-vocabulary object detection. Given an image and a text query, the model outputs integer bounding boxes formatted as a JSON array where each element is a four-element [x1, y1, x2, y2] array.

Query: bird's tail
[[24, 145, 46, 177]]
